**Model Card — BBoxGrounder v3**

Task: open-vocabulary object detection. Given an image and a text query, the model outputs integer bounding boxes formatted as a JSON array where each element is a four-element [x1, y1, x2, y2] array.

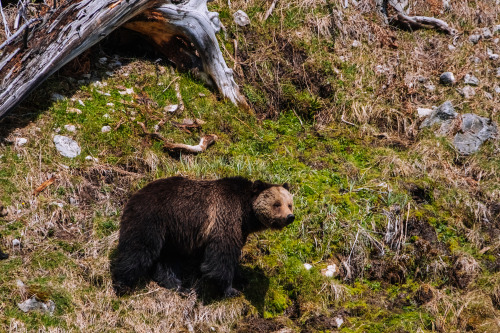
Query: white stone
[[12, 239, 20, 246], [324, 270, 335, 277], [303, 263, 312, 270], [448, 44, 456, 51], [352, 40, 362, 48], [67, 107, 82, 114], [233, 10, 250, 26], [103, 113, 110, 118], [98, 57, 108, 64], [53, 135, 81, 158], [85, 155, 98, 162], [487, 49, 499, 60], [495, 86, 500, 94], [494, 25, 500, 34], [92, 80, 107, 88], [417, 108, 434, 118], [464, 74, 479, 86], [15, 138, 28, 146], [119, 88, 134, 95], [51, 93, 65, 101], [78, 100, 85, 106], [165, 104, 179, 112], [64, 124, 76, 132], [460, 86, 476, 99], [482, 27, 493, 39], [106, 103, 114, 107], [334, 317, 344, 328], [101, 126, 112, 133]]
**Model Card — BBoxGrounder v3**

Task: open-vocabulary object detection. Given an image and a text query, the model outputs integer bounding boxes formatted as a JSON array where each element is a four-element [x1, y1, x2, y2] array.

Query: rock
[[352, 40, 361, 48], [98, 57, 108, 64], [495, 86, 500, 94], [15, 138, 28, 146], [460, 86, 476, 99], [233, 10, 250, 26], [85, 155, 98, 162], [488, 49, 499, 60], [439, 72, 455, 85], [453, 114, 498, 155], [64, 125, 76, 132], [106, 102, 114, 107], [482, 27, 493, 39], [103, 113, 110, 119], [496, 67, 500, 77], [82, 73, 91, 79], [333, 317, 344, 328], [118, 87, 134, 95], [464, 74, 479, 86], [12, 239, 20, 246], [164, 104, 179, 112], [420, 101, 457, 133], [469, 34, 481, 44], [448, 44, 456, 51], [18, 296, 55, 315], [69, 197, 78, 206], [92, 80, 107, 88], [53, 135, 81, 158], [303, 263, 312, 270], [472, 56, 481, 64], [424, 82, 436, 91], [484, 91, 493, 100], [101, 126, 112, 133], [322, 264, 339, 277], [77, 100, 85, 106], [493, 25, 500, 34], [417, 107, 434, 118], [51, 93, 65, 101]]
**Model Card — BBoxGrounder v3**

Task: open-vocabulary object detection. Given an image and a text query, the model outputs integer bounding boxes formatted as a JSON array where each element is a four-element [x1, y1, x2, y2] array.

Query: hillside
[[0, 0, 499, 332]]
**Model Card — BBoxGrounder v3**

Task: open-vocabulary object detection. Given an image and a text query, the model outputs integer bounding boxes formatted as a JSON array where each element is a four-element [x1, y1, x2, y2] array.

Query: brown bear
[[110, 176, 294, 297]]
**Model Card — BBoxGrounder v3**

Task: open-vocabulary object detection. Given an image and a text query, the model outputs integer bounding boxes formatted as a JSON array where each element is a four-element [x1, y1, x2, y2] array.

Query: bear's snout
[[286, 214, 295, 225]]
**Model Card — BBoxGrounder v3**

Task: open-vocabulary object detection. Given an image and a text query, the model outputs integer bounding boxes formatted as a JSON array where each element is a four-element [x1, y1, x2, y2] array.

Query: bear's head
[[252, 182, 294, 229]]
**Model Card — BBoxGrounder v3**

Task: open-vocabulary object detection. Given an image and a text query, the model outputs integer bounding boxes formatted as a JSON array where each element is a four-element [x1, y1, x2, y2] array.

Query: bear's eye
[[288, 204, 292, 209], [273, 202, 281, 208]]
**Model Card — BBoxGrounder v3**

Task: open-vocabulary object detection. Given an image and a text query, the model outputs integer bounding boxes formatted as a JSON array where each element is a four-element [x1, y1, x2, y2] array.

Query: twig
[[393, 13, 456, 35], [347, 229, 360, 266], [0, 18, 42, 50], [162, 76, 179, 93], [174, 81, 185, 113], [0, 0, 11, 37], [262, 0, 278, 21], [33, 176, 56, 196], [341, 113, 357, 127], [138, 121, 217, 153]]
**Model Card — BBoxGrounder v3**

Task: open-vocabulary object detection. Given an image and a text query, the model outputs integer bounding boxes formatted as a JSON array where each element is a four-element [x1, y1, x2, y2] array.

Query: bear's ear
[[252, 180, 266, 194], [282, 183, 290, 190]]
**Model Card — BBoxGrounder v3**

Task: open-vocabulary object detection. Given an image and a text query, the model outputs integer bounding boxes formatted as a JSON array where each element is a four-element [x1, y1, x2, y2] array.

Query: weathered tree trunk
[[0, 0, 248, 117]]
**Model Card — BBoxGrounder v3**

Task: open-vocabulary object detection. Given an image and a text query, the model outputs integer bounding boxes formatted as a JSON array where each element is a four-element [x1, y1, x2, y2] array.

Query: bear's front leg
[[152, 261, 183, 291], [200, 242, 241, 298]]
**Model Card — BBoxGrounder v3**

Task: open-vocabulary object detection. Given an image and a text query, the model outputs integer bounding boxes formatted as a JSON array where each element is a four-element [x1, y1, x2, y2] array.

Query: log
[[0, 0, 248, 117]]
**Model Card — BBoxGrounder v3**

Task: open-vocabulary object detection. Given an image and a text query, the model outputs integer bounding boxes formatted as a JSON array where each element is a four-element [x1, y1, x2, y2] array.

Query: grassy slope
[[1, 0, 499, 332]]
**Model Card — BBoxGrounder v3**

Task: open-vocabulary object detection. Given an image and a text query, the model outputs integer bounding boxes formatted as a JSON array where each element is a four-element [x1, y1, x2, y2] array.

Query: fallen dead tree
[[0, 0, 248, 118]]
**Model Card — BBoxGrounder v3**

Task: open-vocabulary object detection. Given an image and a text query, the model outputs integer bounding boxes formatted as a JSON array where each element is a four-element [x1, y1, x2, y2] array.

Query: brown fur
[[110, 176, 294, 297]]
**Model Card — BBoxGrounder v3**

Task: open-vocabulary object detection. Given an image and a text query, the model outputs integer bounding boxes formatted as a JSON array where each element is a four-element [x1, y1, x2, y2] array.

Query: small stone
[[15, 138, 28, 146], [352, 40, 362, 48], [82, 73, 91, 79], [69, 197, 78, 205], [496, 67, 500, 77], [101, 126, 111, 133], [165, 104, 179, 112], [92, 80, 107, 88], [464, 74, 479, 86], [103, 113, 110, 119], [51, 93, 65, 101], [460, 86, 476, 99], [233, 10, 250, 26], [303, 263, 312, 270], [96, 90, 111, 96], [106, 103, 114, 107], [484, 92, 493, 100], [439, 72, 455, 85], [110, 61, 122, 68], [50, 202, 64, 208], [417, 108, 434, 118], [448, 44, 456, 51], [67, 107, 82, 114], [495, 86, 500, 94], [119, 87, 134, 95], [424, 82, 436, 91], [198, 93, 206, 97], [53, 135, 81, 158], [469, 34, 481, 44], [420, 101, 457, 133], [472, 56, 481, 64], [85, 155, 98, 162], [494, 25, 500, 34], [98, 57, 108, 64], [12, 239, 20, 246], [494, 38, 499, 44], [334, 317, 344, 328], [78, 100, 85, 106], [454, 114, 498, 155], [482, 27, 493, 39], [105, 71, 114, 76], [18, 296, 55, 315], [54, 127, 61, 133], [64, 124, 76, 132]]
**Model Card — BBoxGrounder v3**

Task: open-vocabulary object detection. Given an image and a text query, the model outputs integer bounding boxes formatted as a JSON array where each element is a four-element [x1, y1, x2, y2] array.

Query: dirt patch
[[366, 258, 407, 284], [302, 313, 345, 332], [415, 283, 434, 305], [233, 316, 287, 333]]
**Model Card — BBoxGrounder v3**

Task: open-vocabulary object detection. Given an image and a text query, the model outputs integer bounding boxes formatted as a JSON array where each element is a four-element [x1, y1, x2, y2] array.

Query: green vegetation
[[1, 0, 500, 332]]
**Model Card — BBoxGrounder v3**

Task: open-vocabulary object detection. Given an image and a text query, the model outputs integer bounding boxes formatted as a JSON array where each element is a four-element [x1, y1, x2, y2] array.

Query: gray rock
[[460, 86, 476, 99], [488, 49, 499, 60], [233, 10, 250, 26], [464, 74, 479, 86], [51, 93, 65, 101], [453, 114, 497, 155], [469, 34, 481, 44], [493, 25, 500, 34], [420, 101, 457, 134], [439, 72, 455, 85], [53, 135, 81, 158], [101, 126, 111, 133], [448, 44, 456, 51], [472, 56, 481, 64], [484, 91, 493, 100], [15, 138, 28, 146], [18, 296, 55, 315], [495, 86, 500, 94], [482, 27, 493, 39]]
